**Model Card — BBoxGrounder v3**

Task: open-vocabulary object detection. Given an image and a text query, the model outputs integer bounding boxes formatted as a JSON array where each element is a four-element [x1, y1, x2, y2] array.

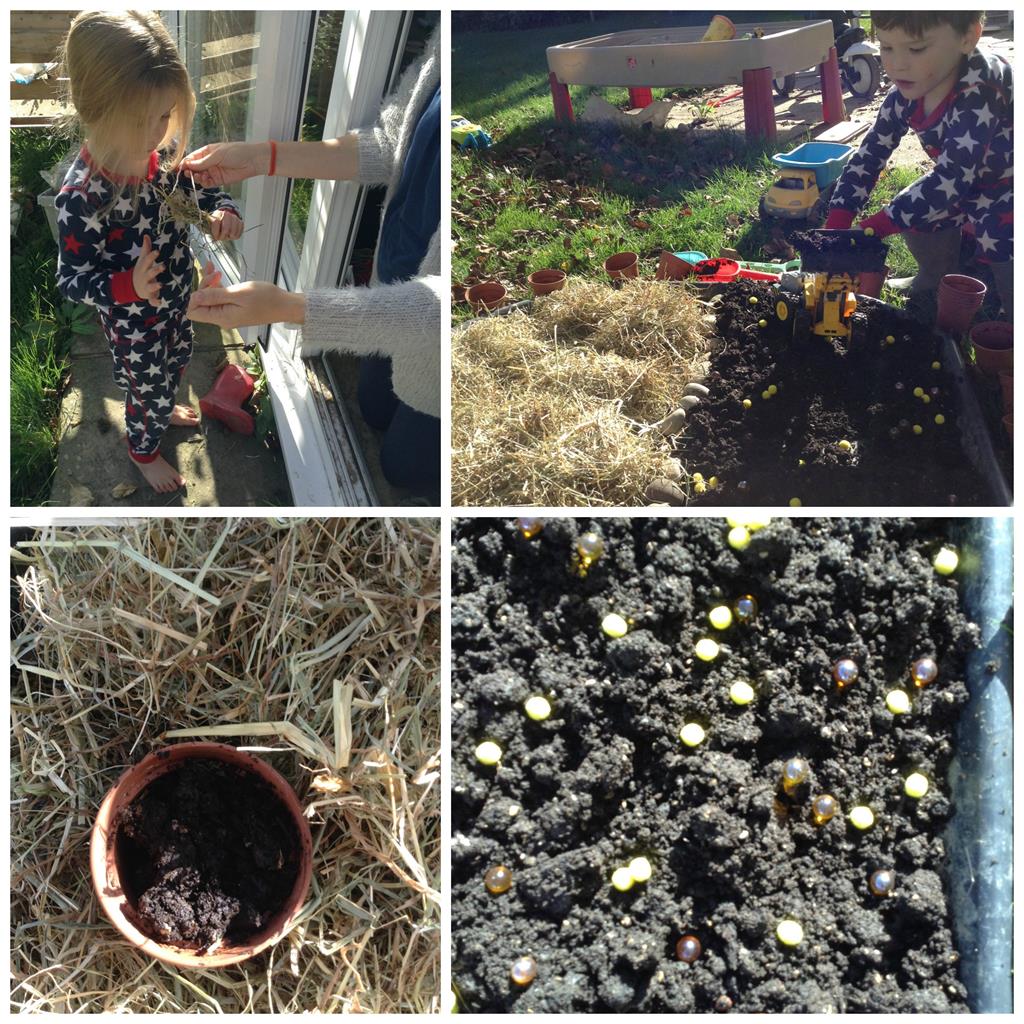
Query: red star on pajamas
[[64, 234, 85, 255]]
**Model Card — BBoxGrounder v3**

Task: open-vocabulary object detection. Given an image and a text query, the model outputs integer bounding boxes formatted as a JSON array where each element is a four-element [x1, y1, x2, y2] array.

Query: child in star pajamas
[[54, 11, 243, 493], [825, 12, 1012, 319]]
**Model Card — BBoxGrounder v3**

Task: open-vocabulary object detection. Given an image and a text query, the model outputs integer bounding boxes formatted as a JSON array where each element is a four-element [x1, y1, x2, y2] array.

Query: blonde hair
[[59, 11, 195, 180]]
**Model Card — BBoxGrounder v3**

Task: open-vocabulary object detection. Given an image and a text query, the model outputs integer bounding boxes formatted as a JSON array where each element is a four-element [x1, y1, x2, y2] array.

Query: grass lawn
[[452, 13, 917, 313]]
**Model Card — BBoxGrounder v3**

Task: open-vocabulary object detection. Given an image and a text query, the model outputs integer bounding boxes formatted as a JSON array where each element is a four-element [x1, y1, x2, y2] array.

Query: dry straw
[[11, 517, 440, 1013], [452, 278, 712, 506]]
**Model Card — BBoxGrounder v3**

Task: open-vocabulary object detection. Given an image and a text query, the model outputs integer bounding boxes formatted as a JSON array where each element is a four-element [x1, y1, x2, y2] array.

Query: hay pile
[[10, 518, 440, 1013], [452, 279, 712, 506]]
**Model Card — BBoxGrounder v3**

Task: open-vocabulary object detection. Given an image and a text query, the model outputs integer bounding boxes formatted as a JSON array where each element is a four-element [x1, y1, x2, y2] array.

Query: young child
[[55, 11, 243, 493], [825, 12, 1012, 319]]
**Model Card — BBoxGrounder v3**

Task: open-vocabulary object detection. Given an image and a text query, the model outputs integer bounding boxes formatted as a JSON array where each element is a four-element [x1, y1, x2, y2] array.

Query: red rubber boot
[[199, 364, 256, 435]]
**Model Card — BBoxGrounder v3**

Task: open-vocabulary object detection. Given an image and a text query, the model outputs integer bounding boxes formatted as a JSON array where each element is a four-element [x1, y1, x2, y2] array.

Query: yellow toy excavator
[[774, 271, 858, 340]]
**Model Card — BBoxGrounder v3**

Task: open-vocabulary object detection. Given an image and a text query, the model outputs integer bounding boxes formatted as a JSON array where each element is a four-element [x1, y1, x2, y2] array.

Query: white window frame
[[175, 10, 412, 506]]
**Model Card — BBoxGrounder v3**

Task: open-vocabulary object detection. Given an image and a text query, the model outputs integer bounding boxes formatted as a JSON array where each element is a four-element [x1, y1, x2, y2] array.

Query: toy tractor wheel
[[775, 298, 793, 323]]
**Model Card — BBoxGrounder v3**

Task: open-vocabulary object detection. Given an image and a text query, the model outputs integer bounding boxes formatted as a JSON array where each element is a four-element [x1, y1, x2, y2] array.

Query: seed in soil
[[484, 865, 513, 894], [576, 532, 604, 566], [885, 334, 895, 344], [679, 722, 706, 748], [933, 547, 959, 575], [695, 638, 720, 661], [742, 398, 752, 409], [913, 387, 925, 397], [758, 319, 767, 327], [935, 414, 946, 425], [869, 868, 896, 897], [837, 439, 852, 452], [715, 995, 734, 1012], [767, 384, 778, 396], [475, 740, 502, 766], [524, 695, 552, 721], [776, 919, 804, 946], [733, 594, 758, 623], [708, 476, 719, 490], [832, 658, 859, 689], [727, 526, 751, 550], [628, 857, 653, 883], [886, 689, 912, 715], [932, 360, 942, 369], [611, 866, 635, 891], [811, 793, 838, 825], [781, 757, 810, 794], [676, 934, 702, 962], [904, 772, 930, 798], [114, 758, 300, 950], [911, 657, 939, 687], [510, 955, 538, 986], [913, 424, 924, 435], [602, 613, 629, 638], [708, 605, 733, 630], [730, 680, 755, 705], [761, 389, 771, 400], [517, 517, 544, 539], [849, 805, 875, 830], [789, 498, 802, 507]]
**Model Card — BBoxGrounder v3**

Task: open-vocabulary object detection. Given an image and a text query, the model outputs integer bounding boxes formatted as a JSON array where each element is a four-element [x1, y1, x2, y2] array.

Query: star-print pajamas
[[826, 50, 1012, 263], [55, 147, 241, 463]]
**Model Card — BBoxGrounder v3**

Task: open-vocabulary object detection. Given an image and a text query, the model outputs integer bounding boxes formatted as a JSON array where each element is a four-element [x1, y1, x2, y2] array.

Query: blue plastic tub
[[771, 141, 854, 189], [674, 250, 707, 265]]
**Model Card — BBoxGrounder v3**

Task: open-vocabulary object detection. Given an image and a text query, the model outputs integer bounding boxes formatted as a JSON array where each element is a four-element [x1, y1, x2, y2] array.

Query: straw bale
[[10, 517, 440, 1013], [452, 279, 711, 506]]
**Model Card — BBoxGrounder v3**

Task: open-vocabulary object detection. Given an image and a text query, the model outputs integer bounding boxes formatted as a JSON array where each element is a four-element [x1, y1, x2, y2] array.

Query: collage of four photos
[[8, 6, 1015, 1015]]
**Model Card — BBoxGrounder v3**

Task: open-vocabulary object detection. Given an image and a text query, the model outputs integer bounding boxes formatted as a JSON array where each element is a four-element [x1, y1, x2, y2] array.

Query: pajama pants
[[102, 303, 193, 462], [910, 181, 1013, 263]]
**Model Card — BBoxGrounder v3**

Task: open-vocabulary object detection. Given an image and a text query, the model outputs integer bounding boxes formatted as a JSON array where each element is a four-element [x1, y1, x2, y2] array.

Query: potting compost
[[452, 517, 979, 1013], [115, 759, 299, 949]]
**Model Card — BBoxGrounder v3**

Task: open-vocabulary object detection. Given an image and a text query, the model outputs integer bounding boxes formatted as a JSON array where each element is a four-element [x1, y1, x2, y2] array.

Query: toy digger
[[775, 271, 858, 339]]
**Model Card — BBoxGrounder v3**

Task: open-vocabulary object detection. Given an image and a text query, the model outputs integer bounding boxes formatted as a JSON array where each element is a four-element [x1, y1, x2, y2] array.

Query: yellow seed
[[748, 296, 758, 305], [708, 605, 733, 630], [693, 472, 705, 483], [761, 389, 771, 400], [935, 414, 946, 425], [776, 919, 804, 946], [781, 757, 810, 793], [694, 480, 707, 494], [789, 497, 802, 508], [742, 398, 752, 409], [727, 517, 771, 530], [602, 613, 629, 638], [885, 334, 895, 343], [849, 805, 875, 830], [768, 384, 778, 396], [886, 689, 911, 714], [679, 722, 707, 747], [913, 424, 923, 435], [694, 638, 720, 661], [811, 793, 838, 825], [727, 526, 751, 551], [798, 458, 806, 466], [933, 546, 958, 575], [864, 227, 875, 236], [905, 772, 929, 798], [628, 857, 653, 883], [922, 394, 931, 404], [475, 741, 502, 766], [730, 680, 755, 705], [708, 476, 719, 489], [524, 696, 552, 721], [577, 531, 605, 564], [913, 387, 924, 397], [611, 866, 635, 891], [837, 439, 852, 451], [931, 360, 941, 370]]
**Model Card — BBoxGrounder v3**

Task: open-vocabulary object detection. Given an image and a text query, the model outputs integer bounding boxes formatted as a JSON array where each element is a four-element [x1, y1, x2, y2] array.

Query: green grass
[[452, 14, 918, 307]]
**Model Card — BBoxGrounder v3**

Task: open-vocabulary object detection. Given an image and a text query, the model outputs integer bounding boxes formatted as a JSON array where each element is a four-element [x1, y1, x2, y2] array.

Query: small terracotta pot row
[[453, 270, 571, 313]]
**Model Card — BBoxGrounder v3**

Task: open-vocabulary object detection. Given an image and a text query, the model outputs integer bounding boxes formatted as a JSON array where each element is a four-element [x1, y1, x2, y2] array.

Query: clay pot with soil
[[937, 275, 987, 335], [792, 229, 887, 292], [604, 251, 639, 282], [528, 269, 567, 296], [91, 742, 312, 968], [969, 321, 1013, 375]]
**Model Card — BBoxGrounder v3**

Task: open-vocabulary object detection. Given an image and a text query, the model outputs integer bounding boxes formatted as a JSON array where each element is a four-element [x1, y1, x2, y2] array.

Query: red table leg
[[819, 45, 846, 125], [628, 87, 653, 109], [742, 66, 776, 143], [549, 72, 575, 123]]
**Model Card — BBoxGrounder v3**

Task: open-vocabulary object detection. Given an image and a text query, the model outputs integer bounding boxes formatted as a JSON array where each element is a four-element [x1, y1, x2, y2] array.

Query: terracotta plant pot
[[451, 283, 468, 303], [605, 251, 639, 281], [856, 270, 885, 298], [528, 269, 567, 296], [466, 281, 508, 312], [998, 371, 1013, 413], [970, 321, 1014, 376], [655, 250, 693, 281], [936, 274, 987, 335], [91, 742, 313, 969]]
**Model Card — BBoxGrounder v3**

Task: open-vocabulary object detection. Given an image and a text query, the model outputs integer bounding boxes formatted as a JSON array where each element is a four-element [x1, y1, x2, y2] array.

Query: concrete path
[[49, 320, 292, 508]]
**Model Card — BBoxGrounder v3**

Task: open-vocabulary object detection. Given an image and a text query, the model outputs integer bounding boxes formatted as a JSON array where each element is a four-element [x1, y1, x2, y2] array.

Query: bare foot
[[135, 454, 186, 493], [170, 404, 200, 427]]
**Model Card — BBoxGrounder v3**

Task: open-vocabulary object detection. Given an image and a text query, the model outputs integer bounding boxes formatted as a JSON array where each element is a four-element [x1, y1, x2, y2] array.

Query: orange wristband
[[268, 140, 277, 177]]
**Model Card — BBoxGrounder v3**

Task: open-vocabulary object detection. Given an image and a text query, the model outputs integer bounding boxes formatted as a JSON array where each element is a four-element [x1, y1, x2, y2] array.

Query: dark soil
[[678, 279, 995, 505], [452, 517, 978, 1013], [115, 758, 300, 949], [793, 230, 887, 273]]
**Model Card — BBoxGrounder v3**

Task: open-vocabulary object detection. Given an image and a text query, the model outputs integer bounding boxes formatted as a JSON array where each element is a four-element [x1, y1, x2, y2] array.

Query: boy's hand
[[199, 260, 223, 290], [132, 234, 163, 303], [209, 209, 243, 241]]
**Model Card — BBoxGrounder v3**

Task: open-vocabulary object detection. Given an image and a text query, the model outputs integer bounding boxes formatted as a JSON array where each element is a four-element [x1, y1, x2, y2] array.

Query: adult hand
[[180, 141, 272, 187], [132, 234, 163, 303], [208, 208, 244, 241], [187, 280, 306, 328], [199, 260, 222, 290]]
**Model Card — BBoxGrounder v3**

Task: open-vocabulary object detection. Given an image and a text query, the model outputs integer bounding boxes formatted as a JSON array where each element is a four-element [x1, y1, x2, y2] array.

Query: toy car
[[760, 141, 854, 222]]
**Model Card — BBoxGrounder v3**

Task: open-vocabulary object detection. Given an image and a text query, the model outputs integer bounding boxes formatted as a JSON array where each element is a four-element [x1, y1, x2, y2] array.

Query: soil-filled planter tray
[[451, 517, 1012, 1013], [681, 280, 1002, 506]]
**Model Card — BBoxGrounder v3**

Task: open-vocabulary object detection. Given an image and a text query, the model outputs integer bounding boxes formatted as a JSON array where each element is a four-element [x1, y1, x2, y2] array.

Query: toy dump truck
[[760, 142, 854, 222]]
